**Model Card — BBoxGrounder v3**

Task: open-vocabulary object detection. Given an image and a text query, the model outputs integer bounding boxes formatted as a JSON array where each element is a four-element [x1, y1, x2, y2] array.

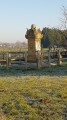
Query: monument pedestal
[[25, 24, 43, 62]]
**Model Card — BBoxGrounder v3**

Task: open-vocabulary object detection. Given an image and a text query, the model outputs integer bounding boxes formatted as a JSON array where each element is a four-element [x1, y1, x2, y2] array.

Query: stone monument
[[25, 24, 43, 62]]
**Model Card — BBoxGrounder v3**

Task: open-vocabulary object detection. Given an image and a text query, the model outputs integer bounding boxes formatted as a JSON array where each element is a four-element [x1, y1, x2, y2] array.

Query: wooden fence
[[0, 50, 67, 69]]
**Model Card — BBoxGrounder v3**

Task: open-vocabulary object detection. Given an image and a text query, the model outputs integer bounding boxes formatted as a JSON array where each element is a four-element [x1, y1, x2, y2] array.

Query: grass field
[[0, 47, 66, 53], [0, 48, 28, 53], [0, 62, 67, 76], [0, 63, 67, 120]]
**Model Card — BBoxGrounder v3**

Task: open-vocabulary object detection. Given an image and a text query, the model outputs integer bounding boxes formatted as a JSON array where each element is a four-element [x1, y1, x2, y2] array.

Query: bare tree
[[15, 41, 28, 49], [61, 6, 67, 30], [15, 41, 21, 49], [59, 6, 67, 49]]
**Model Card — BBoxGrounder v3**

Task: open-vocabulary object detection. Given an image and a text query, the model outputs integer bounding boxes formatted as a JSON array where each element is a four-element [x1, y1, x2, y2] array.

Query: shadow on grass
[[0, 63, 67, 77]]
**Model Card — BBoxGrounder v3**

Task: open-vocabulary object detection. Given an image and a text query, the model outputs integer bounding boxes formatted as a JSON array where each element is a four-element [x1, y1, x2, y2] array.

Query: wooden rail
[[0, 50, 67, 69]]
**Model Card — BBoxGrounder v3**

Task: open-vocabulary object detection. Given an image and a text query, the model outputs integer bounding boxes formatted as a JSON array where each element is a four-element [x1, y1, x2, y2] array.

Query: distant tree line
[[41, 27, 67, 49], [0, 41, 28, 49]]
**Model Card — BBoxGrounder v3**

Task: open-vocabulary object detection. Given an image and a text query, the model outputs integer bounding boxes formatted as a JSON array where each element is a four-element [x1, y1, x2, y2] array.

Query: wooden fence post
[[8, 53, 11, 66], [6, 53, 8, 69], [3, 54, 4, 60], [41, 51, 43, 67], [25, 52, 27, 70], [37, 51, 40, 69], [23, 53, 24, 60], [58, 50, 60, 65], [48, 50, 51, 66]]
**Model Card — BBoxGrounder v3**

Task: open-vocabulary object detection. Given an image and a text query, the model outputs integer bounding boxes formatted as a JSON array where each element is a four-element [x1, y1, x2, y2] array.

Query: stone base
[[27, 53, 37, 62], [27, 52, 42, 63]]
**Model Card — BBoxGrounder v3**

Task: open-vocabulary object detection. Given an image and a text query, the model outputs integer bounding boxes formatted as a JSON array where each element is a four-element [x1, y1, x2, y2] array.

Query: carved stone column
[[25, 24, 43, 62]]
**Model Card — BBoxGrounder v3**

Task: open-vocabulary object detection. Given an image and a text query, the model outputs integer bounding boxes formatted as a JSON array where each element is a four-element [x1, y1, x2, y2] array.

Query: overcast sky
[[0, 0, 67, 43]]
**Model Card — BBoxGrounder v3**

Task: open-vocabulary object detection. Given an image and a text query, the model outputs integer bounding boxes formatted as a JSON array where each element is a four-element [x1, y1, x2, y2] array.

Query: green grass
[[0, 62, 67, 120], [0, 48, 28, 53], [0, 47, 66, 53], [0, 63, 67, 76], [0, 76, 67, 120], [42, 47, 66, 51]]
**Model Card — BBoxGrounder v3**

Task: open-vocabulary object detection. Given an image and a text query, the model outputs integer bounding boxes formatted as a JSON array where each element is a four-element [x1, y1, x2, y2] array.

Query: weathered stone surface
[[25, 24, 43, 61]]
